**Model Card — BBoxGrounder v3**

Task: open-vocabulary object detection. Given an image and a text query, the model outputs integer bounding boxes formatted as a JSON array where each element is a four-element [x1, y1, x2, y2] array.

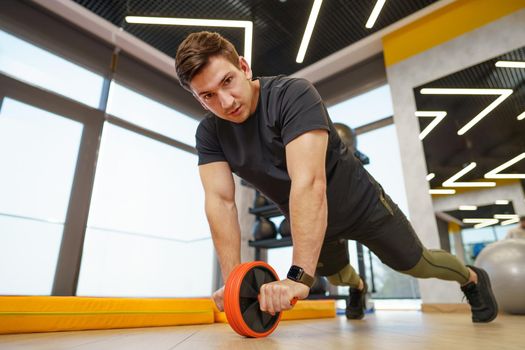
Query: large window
[[77, 123, 212, 297], [358, 125, 409, 216], [328, 85, 393, 128], [0, 30, 104, 108], [1, 25, 213, 297], [107, 82, 199, 147], [0, 98, 83, 295]]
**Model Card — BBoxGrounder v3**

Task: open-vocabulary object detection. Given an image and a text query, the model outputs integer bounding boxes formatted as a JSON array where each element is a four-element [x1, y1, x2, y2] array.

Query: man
[[175, 31, 498, 322], [505, 216, 525, 239]]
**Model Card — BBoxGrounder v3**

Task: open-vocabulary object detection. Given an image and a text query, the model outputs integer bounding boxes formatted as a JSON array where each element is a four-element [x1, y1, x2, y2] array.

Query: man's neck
[[249, 79, 261, 115]]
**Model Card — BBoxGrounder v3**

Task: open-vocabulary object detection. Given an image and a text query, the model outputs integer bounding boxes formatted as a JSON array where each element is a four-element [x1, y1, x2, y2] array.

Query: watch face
[[288, 265, 303, 280]]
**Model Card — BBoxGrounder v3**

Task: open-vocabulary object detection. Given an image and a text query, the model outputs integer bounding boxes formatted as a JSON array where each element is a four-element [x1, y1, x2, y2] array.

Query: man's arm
[[258, 129, 328, 315], [286, 129, 329, 276], [199, 161, 241, 282]]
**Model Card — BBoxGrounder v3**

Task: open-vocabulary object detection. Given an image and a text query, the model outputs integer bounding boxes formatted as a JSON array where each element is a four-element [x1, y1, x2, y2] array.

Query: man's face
[[190, 55, 258, 123]]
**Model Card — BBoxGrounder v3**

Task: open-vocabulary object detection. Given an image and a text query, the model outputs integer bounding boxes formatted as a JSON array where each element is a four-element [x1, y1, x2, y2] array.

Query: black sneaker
[[461, 265, 498, 323], [346, 279, 367, 320]]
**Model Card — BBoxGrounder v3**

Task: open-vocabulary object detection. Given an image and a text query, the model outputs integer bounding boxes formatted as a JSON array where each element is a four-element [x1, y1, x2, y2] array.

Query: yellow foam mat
[[214, 299, 336, 323], [0, 296, 214, 334]]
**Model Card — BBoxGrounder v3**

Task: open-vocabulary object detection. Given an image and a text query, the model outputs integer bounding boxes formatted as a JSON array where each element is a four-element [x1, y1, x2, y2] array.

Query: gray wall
[[386, 9, 525, 304]]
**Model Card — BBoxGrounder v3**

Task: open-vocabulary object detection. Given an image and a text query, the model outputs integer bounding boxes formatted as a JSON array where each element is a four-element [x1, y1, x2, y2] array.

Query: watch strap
[[287, 265, 315, 288]]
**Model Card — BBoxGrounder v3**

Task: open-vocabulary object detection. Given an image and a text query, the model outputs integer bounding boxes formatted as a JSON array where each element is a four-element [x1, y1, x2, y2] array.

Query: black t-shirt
[[196, 75, 380, 238]]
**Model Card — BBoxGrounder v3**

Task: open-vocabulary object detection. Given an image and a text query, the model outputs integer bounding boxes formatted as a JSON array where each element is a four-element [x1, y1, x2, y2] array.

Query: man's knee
[[400, 248, 469, 283], [325, 264, 361, 288]]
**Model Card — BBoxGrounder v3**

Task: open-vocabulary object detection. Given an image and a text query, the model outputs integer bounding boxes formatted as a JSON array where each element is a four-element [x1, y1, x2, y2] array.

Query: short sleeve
[[279, 78, 330, 145], [195, 117, 227, 165]]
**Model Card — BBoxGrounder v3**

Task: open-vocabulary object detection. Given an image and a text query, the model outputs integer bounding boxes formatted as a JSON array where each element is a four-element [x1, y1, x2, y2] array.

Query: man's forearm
[[205, 198, 242, 281], [289, 181, 327, 276]]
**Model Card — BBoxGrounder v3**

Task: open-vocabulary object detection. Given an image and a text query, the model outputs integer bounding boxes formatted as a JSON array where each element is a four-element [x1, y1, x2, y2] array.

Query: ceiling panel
[[414, 46, 525, 187], [73, 0, 437, 77]]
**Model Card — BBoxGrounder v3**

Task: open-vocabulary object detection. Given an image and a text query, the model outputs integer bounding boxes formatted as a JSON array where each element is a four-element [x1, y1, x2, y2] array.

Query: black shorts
[[316, 190, 424, 276]]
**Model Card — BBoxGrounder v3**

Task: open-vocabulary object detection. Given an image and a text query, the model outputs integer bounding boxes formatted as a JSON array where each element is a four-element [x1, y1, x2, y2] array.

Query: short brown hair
[[175, 31, 240, 91]]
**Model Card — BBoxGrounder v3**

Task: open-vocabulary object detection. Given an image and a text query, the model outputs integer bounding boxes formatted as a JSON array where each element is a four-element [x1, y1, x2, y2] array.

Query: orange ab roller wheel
[[224, 261, 297, 338]]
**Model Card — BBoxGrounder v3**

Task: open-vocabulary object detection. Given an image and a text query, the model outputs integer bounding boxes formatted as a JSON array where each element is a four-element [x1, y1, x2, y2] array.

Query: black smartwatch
[[287, 265, 315, 288]]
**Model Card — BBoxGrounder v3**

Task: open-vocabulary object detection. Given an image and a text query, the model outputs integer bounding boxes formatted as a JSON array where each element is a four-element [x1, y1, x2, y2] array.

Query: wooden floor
[[1, 311, 523, 350]]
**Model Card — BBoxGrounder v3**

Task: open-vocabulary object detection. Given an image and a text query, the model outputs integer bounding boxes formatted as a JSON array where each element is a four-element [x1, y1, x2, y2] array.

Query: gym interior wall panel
[[384, 8, 525, 305], [436, 217, 452, 253], [0, 0, 114, 78]]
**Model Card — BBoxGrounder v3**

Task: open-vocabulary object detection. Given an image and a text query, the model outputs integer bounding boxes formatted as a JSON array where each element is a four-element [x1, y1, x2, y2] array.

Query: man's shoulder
[[260, 75, 312, 92]]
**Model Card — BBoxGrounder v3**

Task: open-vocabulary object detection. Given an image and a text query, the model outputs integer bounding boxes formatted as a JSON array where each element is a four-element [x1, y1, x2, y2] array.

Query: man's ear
[[238, 56, 252, 80]]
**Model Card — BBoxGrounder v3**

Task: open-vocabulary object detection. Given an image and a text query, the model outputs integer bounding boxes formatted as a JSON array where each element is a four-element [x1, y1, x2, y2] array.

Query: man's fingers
[[280, 288, 292, 310], [259, 281, 298, 315], [212, 287, 225, 312], [260, 284, 276, 316], [271, 284, 282, 313], [214, 296, 224, 311]]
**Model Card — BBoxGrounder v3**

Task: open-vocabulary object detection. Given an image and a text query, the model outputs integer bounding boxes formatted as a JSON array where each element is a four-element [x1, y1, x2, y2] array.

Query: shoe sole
[[471, 266, 499, 323]]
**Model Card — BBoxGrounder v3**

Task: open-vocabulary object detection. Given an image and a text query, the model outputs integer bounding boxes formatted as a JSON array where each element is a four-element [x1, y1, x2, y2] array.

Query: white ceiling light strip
[[484, 152, 525, 179], [415, 111, 447, 140], [125, 16, 254, 66], [459, 205, 477, 211], [463, 218, 499, 229], [443, 162, 496, 188], [494, 214, 519, 220], [517, 111, 525, 121], [429, 189, 456, 195], [366, 0, 387, 29], [495, 61, 525, 69], [495, 199, 509, 205], [296, 0, 324, 64], [420, 88, 513, 135], [426, 173, 435, 181], [501, 217, 520, 226]]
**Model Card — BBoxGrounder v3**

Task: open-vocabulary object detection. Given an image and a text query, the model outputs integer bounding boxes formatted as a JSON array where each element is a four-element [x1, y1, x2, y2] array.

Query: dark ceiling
[[73, 0, 437, 77], [445, 202, 516, 229], [414, 46, 525, 189]]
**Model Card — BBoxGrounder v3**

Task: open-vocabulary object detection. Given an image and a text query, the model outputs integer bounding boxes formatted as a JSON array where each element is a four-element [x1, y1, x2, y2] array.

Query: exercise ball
[[475, 238, 525, 314], [279, 218, 291, 237], [253, 217, 277, 240]]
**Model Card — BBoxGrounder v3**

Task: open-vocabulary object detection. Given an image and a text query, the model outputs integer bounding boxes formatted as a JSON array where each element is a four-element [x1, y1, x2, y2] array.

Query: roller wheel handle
[[224, 261, 297, 338]]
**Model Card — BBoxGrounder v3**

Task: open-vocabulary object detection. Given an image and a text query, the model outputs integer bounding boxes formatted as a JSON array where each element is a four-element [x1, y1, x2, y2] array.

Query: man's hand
[[259, 279, 310, 316], [212, 286, 225, 311]]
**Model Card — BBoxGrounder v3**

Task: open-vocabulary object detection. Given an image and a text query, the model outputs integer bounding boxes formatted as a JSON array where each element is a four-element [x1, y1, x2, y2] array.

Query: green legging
[[326, 248, 470, 288]]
